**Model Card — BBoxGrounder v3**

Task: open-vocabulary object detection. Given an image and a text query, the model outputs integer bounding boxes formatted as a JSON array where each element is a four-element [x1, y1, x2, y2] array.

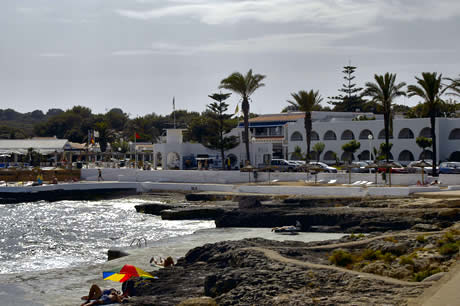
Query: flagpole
[[134, 132, 137, 169], [173, 96, 176, 129]]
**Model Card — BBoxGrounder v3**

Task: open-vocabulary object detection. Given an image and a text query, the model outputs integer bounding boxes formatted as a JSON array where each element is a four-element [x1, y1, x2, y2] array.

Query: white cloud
[[116, 0, 460, 27]]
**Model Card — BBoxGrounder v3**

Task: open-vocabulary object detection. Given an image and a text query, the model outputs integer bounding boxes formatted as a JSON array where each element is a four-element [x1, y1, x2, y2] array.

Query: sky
[[1, 0, 459, 117]]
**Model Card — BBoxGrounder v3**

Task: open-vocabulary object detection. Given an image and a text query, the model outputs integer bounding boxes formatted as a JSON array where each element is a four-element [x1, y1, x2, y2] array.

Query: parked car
[[439, 162, 460, 174], [349, 161, 375, 173], [269, 159, 297, 172], [407, 160, 433, 175], [308, 161, 338, 173], [377, 161, 408, 173]]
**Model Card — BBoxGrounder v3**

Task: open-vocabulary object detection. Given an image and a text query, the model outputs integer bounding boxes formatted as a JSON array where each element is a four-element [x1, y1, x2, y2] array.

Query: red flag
[[135, 132, 140, 139]]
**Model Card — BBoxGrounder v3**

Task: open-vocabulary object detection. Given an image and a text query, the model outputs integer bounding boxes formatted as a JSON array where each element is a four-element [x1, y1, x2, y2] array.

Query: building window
[[448, 129, 460, 140], [323, 130, 337, 141], [398, 150, 415, 161], [323, 151, 336, 161], [378, 129, 393, 139], [290, 131, 303, 141], [359, 129, 373, 140], [311, 131, 319, 140], [419, 127, 432, 138], [398, 128, 414, 139], [419, 150, 433, 160], [341, 130, 355, 140]]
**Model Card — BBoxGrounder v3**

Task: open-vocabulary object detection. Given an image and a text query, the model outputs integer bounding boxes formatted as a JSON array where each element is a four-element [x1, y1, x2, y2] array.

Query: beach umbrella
[[412, 160, 431, 185], [240, 164, 257, 183], [299, 164, 324, 184], [378, 161, 399, 187], [341, 163, 355, 184], [103, 264, 156, 283], [365, 162, 379, 185]]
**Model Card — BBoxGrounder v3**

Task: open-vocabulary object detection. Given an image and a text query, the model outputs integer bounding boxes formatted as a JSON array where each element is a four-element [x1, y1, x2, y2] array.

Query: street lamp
[[251, 136, 256, 166], [368, 134, 374, 160]]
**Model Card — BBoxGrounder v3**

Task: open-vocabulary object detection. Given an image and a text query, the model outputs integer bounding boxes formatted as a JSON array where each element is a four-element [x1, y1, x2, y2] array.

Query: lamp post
[[251, 136, 256, 166], [368, 133, 373, 174]]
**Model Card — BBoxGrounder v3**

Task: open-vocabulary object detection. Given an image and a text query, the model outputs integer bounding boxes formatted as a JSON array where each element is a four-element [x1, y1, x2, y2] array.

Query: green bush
[[329, 250, 354, 267], [399, 255, 415, 266], [379, 252, 395, 263], [362, 249, 380, 261], [439, 243, 459, 256], [384, 236, 398, 243], [416, 235, 426, 243], [413, 268, 441, 282]]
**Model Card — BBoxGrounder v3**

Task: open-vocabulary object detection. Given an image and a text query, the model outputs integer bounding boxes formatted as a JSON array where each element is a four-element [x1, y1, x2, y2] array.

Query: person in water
[[81, 284, 125, 305]]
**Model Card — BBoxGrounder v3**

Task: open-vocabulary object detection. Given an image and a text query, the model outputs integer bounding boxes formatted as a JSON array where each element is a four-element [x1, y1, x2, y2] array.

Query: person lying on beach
[[150, 256, 175, 267], [80, 284, 125, 306]]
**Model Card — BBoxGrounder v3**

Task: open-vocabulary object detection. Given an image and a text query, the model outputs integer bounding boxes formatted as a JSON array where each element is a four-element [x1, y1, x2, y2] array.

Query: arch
[[341, 130, 355, 140], [398, 128, 414, 139], [290, 131, 303, 141], [378, 129, 393, 139], [310, 151, 318, 161], [311, 131, 319, 141], [341, 151, 354, 161], [359, 129, 373, 140], [359, 150, 370, 161], [166, 152, 180, 169], [226, 153, 238, 168], [398, 150, 415, 162], [323, 151, 336, 161], [419, 127, 431, 138], [155, 152, 162, 168], [449, 151, 460, 162], [419, 150, 432, 160], [323, 130, 337, 141], [448, 128, 460, 140]]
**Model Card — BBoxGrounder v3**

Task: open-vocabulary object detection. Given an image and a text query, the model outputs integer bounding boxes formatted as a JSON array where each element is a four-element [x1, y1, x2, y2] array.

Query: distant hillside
[[0, 108, 63, 139]]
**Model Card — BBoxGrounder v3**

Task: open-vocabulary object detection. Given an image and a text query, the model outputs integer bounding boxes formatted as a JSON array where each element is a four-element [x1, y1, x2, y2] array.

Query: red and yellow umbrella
[[103, 264, 156, 283]]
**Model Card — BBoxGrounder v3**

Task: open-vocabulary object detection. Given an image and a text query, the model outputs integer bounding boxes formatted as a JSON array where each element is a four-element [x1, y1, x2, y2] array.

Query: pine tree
[[328, 65, 367, 112]]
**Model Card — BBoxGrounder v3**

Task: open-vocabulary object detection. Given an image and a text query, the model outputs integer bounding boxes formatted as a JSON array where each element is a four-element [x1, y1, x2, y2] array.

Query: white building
[[234, 112, 460, 165], [153, 129, 272, 170]]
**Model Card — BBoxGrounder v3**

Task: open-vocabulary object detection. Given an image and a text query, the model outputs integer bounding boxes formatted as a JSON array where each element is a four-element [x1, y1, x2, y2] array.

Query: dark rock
[[161, 208, 224, 220], [135, 203, 180, 215], [238, 197, 262, 209], [411, 223, 439, 231], [185, 193, 230, 202], [107, 248, 130, 261]]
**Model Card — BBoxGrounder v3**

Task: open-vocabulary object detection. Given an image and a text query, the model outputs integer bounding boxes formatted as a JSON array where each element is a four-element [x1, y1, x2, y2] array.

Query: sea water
[[0, 198, 214, 274]]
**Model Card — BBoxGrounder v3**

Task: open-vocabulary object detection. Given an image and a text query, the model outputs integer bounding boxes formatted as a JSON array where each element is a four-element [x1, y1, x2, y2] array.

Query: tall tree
[[328, 65, 366, 112], [363, 73, 406, 162], [219, 69, 266, 164], [408, 72, 446, 176], [287, 90, 323, 161], [416, 136, 432, 161], [206, 93, 239, 169], [445, 74, 460, 97], [312, 142, 325, 162]]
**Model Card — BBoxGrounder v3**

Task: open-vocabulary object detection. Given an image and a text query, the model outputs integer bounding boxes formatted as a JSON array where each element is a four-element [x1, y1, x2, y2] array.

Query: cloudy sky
[[1, 0, 459, 116]]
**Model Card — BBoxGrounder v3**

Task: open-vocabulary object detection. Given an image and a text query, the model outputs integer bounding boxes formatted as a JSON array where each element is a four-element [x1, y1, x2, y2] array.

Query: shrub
[[380, 252, 396, 263], [399, 255, 415, 266], [439, 243, 459, 256], [416, 235, 426, 243], [362, 249, 379, 261], [329, 250, 354, 267], [384, 236, 398, 243], [413, 268, 441, 282]]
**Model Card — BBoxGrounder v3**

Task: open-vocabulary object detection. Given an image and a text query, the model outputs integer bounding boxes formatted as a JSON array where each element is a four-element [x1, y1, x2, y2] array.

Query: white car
[[308, 161, 338, 173]]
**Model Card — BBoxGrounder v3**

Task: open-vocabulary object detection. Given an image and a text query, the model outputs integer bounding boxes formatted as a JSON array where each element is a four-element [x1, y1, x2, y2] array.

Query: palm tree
[[219, 70, 266, 164], [287, 90, 323, 161], [445, 74, 460, 97], [363, 73, 406, 163], [408, 72, 446, 177]]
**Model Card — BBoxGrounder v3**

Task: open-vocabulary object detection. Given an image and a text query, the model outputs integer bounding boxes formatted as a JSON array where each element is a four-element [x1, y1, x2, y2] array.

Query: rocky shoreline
[[123, 229, 459, 305], [135, 194, 460, 233], [124, 194, 460, 305]]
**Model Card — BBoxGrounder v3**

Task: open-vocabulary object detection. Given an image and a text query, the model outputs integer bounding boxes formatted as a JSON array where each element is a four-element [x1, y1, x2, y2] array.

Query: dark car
[[439, 162, 460, 174], [349, 161, 375, 173]]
